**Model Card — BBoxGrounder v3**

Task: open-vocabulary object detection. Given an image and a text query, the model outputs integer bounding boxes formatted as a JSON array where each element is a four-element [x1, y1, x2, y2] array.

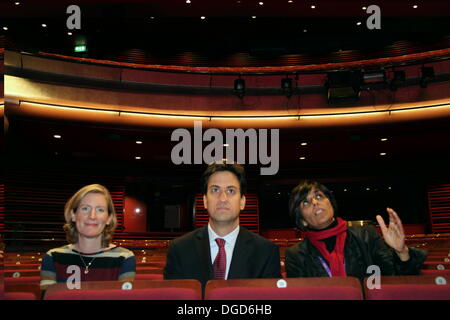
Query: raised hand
[[376, 208, 410, 261]]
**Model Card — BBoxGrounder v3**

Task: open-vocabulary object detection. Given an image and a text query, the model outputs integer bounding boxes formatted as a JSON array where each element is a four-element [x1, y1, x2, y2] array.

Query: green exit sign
[[74, 45, 87, 52]]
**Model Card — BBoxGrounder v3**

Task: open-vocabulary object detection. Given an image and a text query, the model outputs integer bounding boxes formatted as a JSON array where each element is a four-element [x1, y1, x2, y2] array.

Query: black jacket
[[285, 225, 427, 279], [164, 225, 281, 286]]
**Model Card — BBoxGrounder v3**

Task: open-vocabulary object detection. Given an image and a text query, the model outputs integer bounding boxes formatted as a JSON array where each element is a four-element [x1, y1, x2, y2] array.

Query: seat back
[[4, 283, 42, 300], [44, 279, 202, 300], [205, 277, 363, 300], [363, 275, 450, 300]]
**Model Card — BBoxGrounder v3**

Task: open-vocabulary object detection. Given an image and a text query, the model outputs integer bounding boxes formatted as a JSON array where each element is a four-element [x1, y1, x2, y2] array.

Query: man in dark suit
[[164, 163, 281, 286]]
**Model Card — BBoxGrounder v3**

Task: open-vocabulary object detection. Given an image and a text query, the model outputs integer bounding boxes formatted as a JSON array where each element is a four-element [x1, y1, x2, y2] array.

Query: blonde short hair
[[63, 184, 117, 247]]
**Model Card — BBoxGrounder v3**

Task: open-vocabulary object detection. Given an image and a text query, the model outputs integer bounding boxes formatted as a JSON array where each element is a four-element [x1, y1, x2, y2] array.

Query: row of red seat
[[4, 275, 450, 300]]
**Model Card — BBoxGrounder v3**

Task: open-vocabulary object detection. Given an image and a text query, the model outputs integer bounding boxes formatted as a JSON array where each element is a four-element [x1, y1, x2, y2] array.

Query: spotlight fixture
[[234, 77, 246, 98], [281, 77, 293, 98], [389, 70, 406, 91], [326, 71, 362, 104], [361, 69, 386, 89], [420, 66, 435, 88]]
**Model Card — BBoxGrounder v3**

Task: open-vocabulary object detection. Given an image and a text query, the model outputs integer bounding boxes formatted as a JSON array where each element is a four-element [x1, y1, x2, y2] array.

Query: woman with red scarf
[[285, 181, 427, 279]]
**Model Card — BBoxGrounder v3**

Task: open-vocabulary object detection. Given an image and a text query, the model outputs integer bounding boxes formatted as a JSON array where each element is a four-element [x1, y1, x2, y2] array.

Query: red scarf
[[304, 217, 348, 277]]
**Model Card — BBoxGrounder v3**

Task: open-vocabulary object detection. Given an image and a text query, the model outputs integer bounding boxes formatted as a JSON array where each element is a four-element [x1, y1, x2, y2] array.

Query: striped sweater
[[40, 245, 136, 286]]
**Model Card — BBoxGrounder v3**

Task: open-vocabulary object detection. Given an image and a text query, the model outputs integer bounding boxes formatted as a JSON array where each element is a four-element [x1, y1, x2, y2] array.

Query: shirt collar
[[208, 223, 240, 246]]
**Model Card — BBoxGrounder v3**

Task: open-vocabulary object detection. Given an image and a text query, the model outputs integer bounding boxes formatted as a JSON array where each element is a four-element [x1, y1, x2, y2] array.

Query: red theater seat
[[4, 283, 42, 300], [363, 275, 450, 300], [4, 292, 37, 300], [205, 277, 363, 300], [135, 273, 164, 280], [421, 269, 450, 276], [4, 276, 41, 284], [44, 280, 201, 300]]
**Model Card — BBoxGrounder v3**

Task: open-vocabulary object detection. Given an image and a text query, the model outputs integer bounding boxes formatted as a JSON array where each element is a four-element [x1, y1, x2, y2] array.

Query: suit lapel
[[228, 227, 252, 279], [195, 225, 214, 281]]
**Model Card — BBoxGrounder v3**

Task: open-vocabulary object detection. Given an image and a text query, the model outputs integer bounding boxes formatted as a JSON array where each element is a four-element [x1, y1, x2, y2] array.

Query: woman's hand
[[376, 208, 410, 261]]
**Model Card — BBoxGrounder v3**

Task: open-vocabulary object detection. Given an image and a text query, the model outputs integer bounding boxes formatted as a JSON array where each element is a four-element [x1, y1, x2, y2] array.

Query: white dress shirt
[[208, 223, 240, 280]]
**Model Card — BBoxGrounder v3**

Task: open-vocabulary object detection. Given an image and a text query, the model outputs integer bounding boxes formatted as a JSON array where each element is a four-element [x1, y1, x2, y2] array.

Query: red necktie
[[213, 238, 226, 280]]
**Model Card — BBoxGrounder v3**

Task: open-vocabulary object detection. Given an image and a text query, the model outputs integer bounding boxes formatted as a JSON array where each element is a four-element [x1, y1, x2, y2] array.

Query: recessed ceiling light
[[42, 24, 47, 28], [136, 140, 143, 144], [381, 138, 388, 141], [53, 134, 61, 139], [135, 156, 142, 160]]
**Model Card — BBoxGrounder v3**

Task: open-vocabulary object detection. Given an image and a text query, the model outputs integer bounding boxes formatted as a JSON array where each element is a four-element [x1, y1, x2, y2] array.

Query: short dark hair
[[201, 163, 247, 196], [288, 180, 338, 229]]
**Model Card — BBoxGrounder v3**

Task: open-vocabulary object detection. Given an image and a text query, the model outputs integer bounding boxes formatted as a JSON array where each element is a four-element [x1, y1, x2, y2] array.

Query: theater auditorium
[[1, 0, 450, 303]]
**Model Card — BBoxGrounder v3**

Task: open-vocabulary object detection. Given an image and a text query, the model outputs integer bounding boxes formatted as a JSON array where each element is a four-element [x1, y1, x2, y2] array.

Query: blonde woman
[[40, 184, 135, 286]]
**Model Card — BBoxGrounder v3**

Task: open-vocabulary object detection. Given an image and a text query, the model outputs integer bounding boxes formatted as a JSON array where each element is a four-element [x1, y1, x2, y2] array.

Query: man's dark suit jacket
[[163, 225, 281, 286]]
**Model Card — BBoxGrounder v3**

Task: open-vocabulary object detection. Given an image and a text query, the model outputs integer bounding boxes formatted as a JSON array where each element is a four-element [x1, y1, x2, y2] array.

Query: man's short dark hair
[[201, 163, 247, 196], [288, 180, 338, 229]]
